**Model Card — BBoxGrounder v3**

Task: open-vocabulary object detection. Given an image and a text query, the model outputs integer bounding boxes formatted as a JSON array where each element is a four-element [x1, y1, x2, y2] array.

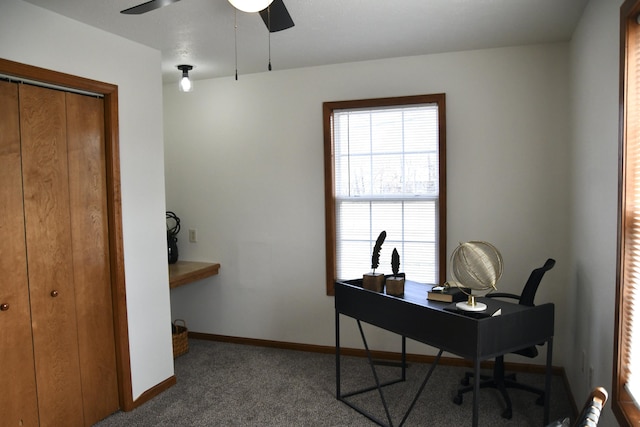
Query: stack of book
[[427, 285, 471, 302]]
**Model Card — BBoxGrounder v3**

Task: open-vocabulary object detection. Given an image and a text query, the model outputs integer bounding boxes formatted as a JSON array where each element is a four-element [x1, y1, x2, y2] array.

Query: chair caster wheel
[[501, 408, 512, 419], [453, 394, 463, 405], [536, 395, 545, 406]]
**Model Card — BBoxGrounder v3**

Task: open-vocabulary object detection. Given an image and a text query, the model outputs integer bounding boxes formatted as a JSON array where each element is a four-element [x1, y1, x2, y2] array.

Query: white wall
[[568, 0, 622, 424], [0, 0, 173, 401], [164, 43, 572, 362]]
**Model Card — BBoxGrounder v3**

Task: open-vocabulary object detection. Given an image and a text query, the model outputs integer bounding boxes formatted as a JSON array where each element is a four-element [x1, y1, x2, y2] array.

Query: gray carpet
[[95, 339, 573, 426]]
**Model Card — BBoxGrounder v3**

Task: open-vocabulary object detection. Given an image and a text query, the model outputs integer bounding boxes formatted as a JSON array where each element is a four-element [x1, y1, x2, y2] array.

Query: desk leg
[[336, 309, 341, 399], [357, 320, 395, 426], [398, 348, 443, 426], [544, 337, 553, 425], [401, 336, 406, 381], [472, 357, 480, 427], [336, 317, 443, 427]]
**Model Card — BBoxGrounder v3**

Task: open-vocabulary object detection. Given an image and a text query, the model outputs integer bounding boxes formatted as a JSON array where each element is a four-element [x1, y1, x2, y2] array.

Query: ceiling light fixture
[[177, 64, 193, 92], [228, 0, 274, 13]]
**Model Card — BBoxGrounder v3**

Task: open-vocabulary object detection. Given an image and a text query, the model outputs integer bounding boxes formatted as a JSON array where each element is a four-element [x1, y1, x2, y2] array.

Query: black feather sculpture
[[391, 248, 400, 277], [371, 231, 387, 273]]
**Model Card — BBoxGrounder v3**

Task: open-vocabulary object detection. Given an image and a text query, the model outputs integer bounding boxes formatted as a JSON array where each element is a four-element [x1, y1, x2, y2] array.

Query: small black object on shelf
[[166, 211, 180, 264]]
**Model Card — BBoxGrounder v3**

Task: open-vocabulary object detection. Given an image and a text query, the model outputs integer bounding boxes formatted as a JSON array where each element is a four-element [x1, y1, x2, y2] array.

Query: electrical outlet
[[189, 228, 197, 243]]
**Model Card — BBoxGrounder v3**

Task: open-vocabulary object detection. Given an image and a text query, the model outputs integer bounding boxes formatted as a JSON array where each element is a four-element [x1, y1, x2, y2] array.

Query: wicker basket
[[172, 319, 189, 358]]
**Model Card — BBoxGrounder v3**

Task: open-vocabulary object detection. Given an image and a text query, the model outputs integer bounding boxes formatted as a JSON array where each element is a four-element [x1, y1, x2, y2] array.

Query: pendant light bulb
[[228, 0, 274, 13], [179, 75, 192, 92], [177, 64, 193, 93]]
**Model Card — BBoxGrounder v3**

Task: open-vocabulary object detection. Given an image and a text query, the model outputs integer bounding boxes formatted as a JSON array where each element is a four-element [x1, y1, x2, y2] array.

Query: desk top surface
[[169, 261, 220, 289], [335, 279, 554, 359], [337, 279, 532, 317]]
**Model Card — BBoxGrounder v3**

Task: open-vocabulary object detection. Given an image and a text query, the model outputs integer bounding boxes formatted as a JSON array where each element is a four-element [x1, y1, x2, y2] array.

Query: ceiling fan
[[120, 0, 294, 32]]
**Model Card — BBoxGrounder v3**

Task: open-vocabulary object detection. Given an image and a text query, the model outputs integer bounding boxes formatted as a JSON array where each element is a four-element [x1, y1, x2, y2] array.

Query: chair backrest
[[573, 387, 608, 427], [519, 258, 556, 306]]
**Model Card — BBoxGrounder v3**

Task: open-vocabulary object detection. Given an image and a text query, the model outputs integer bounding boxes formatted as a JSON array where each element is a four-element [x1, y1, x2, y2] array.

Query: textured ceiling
[[23, 0, 590, 84]]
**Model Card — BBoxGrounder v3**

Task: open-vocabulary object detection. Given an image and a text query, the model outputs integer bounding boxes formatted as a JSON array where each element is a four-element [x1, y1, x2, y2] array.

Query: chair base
[[452, 357, 544, 420]]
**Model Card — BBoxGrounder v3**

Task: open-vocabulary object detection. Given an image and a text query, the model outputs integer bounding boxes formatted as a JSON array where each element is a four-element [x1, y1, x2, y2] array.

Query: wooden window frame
[[323, 94, 447, 295], [615, 1, 640, 425]]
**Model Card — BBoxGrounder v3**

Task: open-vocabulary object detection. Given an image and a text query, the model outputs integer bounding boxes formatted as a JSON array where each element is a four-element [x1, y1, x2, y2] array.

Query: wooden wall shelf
[[169, 261, 220, 289]]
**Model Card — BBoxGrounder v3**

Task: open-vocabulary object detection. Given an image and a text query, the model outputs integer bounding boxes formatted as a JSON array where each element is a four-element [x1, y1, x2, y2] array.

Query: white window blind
[[333, 103, 440, 283], [622, 115, 640, 405], [622, 33, 640, 407]]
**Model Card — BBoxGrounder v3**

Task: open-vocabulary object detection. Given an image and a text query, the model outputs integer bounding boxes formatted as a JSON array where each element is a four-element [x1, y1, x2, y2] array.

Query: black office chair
[[452, 258, 556, 419]]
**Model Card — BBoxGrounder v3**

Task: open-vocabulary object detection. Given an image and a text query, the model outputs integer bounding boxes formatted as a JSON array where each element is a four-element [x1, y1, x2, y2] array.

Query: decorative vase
[[363, 273, 385, 292], [386, 276, 405, 296]]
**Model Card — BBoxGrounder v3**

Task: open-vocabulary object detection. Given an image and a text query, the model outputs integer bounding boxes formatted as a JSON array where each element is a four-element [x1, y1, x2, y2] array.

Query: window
[[323, 94, 446, 295], [616, 1, 640, 425]]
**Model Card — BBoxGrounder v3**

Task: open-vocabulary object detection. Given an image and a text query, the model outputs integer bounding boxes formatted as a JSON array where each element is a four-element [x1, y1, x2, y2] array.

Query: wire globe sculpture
[[448, 241, 503, 311]]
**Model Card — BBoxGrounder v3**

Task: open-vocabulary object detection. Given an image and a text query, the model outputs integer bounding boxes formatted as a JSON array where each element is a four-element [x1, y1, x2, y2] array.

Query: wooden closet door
[[66, 92, 119, 425], [0, 81, 40, 426], [19, 84, 84, 427]]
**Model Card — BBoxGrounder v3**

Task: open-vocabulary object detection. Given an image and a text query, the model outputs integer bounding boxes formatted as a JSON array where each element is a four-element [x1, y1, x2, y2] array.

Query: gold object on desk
[[169, 261, 220, 289]]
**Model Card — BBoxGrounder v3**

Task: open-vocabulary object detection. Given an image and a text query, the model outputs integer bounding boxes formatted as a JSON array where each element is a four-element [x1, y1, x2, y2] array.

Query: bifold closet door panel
[[66, 92, 119, 425], [0, 81, 40, 426], [19, 84, 84, 427]]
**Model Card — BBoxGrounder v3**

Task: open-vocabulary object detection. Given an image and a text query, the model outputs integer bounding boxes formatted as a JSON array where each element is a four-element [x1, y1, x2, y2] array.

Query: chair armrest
[[486, 292, 520, 300]]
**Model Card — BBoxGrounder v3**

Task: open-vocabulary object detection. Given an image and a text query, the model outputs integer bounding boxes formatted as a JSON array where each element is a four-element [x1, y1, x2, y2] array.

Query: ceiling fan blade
[[259, 0, 294, 33], [120, 0, 181, 15]]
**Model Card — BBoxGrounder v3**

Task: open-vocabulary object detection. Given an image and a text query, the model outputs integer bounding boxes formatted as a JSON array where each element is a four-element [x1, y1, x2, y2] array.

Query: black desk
[[335, 280, 554, 427]]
